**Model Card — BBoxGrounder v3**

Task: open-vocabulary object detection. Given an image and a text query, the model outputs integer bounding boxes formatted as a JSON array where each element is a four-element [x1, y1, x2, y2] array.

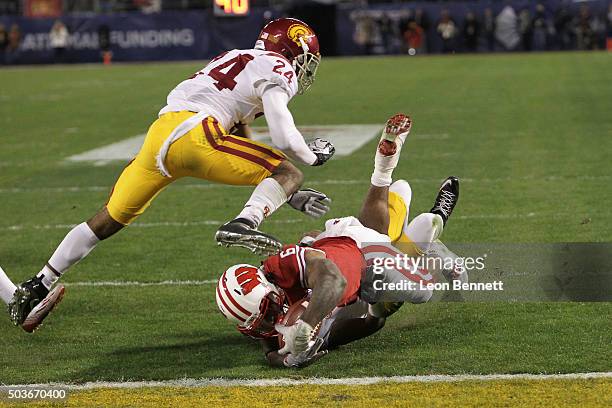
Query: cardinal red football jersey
[[262, 237, 365, 306]]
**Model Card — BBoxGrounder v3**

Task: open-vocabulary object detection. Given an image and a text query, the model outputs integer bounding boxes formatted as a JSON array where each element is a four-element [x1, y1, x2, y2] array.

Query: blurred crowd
[[0, 22, 20, 63], [0, 19, 70, 64], [1, 1, 611, 65], [0, 19, 116, 64], [351, 3, 612, 54]]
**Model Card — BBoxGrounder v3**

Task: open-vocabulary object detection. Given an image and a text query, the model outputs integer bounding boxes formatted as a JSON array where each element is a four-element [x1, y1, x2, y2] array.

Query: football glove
[[275, 319, 314, 355], [283, 337, 328, 368], [308, 138, 335, 166], [288, 188, 331, 218]]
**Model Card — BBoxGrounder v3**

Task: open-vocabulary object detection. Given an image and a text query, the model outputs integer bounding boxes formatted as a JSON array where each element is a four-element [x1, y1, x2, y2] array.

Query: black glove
[[308, 138, 335, 166]]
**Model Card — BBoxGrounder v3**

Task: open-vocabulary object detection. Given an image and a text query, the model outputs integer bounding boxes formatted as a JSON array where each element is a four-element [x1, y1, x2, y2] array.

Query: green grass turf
[[0, 52, 611, 384]]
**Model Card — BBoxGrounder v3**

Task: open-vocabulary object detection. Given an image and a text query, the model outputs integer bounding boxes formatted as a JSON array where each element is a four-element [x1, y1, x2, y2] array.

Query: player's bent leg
[[359, 114, 413, 234], [216, 160, 304, 255], [235, 160, 303, 226], [358, 185, 390, 235], [371, 113, 412, 187], [387, 180, 412, 242], [87, 207, 125, 240], [368, 181, 413, 324], [8, 153, 171, 331], [406, 213, 444, 245], [7, 211, 113, 331], [394, 176, 460, 256], [0, 265, 17, 305], [430, 176, 459, 226], [186, 120, 299, 254], [7, 219, 102, 330], [397, 213, 444, 256], [270, 160, 304, 196]]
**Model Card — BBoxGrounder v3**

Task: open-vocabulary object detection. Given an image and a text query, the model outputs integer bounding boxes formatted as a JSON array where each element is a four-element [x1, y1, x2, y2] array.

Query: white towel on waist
[[155, 111, 210, 178]]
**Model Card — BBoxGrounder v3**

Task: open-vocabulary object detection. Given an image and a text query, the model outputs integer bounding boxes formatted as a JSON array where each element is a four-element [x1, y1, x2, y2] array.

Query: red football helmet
[[255, 17, 321, 94]]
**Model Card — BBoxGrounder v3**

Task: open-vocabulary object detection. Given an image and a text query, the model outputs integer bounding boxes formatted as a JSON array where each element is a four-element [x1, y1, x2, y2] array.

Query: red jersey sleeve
[[262, 245, 320, 304], [312, 237, 365, 306], [263, 240, 364, 307]]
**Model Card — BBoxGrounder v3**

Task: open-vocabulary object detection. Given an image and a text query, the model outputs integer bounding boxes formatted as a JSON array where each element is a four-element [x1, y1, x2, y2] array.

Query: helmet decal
[[255, 18, 320, 94], [287, 23, 313, 47], [235, 265, 262, 295], [216, 264, 286, 338]]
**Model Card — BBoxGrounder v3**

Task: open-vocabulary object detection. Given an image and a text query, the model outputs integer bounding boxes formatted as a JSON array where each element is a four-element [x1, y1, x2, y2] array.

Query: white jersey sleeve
[[262, 87, 317, 165], [251, 52, 298, 99]]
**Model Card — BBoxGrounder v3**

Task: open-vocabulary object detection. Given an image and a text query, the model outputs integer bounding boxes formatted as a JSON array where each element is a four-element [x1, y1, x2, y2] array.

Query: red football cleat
[[378, 113, 412, 156]]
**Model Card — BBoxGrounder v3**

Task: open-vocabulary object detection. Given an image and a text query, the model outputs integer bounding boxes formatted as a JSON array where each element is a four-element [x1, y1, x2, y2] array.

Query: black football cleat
[[430, 176, 459, 225], [8, 276, 65, 333], [215, 218, 282, 256]]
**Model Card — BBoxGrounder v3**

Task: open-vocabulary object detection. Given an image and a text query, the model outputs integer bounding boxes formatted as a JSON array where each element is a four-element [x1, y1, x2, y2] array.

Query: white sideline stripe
[[1, 174, 610, 194], [64, 280, 216, 287], [6, 372, 611, 390]]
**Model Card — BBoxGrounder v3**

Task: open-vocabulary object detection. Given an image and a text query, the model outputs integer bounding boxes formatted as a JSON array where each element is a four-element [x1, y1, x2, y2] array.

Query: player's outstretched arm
[[301, 251, 346, 327], [262, 87, 334, 166], [275, 251, 346, 355]]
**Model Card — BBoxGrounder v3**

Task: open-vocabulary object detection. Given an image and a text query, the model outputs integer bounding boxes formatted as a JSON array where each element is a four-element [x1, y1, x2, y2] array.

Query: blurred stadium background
[[0, 0, 610, 65]]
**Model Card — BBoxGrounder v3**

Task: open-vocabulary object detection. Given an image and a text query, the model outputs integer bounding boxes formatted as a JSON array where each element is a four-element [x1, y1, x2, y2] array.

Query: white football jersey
[[315, 216, 391, 248], [159, 49, 299, 132]]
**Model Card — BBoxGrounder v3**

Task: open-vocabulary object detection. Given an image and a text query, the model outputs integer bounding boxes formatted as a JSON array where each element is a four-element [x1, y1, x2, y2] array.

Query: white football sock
[[236, 178, 288, 228], [404, 213, 444, 253], [37, 222, 100, 289], [371, 134, 408, 187], [0, 265, 17, 304]]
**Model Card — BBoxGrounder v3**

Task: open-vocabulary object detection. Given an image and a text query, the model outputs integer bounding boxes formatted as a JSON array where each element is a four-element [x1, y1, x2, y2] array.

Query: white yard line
[[0, 212, 553, 232], [2, 219, 303, 231], [64, 280, 216, 287], [2, 174, 610, 194], [0, 212, 563, 232], [5, 372, 610, 389]]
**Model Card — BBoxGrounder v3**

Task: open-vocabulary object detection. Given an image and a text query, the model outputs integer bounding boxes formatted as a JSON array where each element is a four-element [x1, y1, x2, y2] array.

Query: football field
[[0, 52, 611, 406]]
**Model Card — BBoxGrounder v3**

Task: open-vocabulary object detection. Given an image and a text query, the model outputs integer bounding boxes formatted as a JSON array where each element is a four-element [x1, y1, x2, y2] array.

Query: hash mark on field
[[8, 372, 611, 389], [65, 124, 384, 165], [2, 174, 611, 194]]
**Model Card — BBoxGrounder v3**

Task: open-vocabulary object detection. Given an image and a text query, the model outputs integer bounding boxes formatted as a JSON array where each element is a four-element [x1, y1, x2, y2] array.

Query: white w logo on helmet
[[216, 264, 286, 339]]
